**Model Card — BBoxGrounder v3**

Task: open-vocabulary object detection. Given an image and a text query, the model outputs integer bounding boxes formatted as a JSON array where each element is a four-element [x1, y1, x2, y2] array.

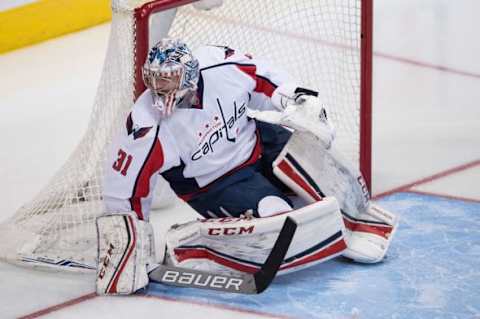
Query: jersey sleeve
[[102, 109, 181, 221], [197, 45, 299, 111], [239, 53, 298, 112]]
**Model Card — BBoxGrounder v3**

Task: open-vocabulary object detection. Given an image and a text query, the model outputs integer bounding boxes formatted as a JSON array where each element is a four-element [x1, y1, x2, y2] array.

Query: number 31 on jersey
[[112, 149, 133, 176]]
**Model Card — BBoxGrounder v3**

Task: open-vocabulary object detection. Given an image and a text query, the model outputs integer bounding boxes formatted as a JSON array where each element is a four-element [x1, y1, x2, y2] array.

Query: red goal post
[[360, 0, 373, 191]]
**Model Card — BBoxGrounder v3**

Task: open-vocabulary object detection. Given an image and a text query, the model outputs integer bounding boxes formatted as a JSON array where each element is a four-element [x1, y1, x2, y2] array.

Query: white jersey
[[103, 45, 294, 220]]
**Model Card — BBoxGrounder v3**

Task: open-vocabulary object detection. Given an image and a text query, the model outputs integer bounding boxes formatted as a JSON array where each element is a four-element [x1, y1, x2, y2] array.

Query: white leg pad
[[96, 212, 155, 295], [164, 197, 346, 276], [272, 131, 370, 215], [271, 131, 399, 263], [342, 204, 399, 263]]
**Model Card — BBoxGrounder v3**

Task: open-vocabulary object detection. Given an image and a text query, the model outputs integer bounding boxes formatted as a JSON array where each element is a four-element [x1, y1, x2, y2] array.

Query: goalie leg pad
[[96, 212, 155, 295], [164, 197, 346, 276], [342, 204, 399, 263], [271, 131, 400, 263], [272, 130, 369, 215]]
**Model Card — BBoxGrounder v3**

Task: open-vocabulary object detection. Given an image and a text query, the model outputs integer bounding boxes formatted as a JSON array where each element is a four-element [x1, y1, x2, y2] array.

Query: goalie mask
[[142, 39, 200, 118]]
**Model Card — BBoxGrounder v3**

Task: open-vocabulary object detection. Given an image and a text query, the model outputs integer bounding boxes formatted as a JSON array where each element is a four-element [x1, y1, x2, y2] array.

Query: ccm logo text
[[98, 243, 114, 280], [208, 225, 254, 236]]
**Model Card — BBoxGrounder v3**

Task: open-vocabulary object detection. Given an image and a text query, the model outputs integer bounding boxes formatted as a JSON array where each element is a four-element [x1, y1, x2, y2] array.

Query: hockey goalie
[[96, 38, 399, 294]]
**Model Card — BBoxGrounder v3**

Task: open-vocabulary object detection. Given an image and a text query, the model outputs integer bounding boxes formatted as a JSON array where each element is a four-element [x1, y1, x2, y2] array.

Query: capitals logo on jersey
[[191, 99, 247, 161]]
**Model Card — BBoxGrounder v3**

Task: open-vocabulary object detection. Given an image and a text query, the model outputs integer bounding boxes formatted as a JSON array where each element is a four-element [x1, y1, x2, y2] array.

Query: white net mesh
[[0, 4, 137, 270], [0, 0, 367, 271]]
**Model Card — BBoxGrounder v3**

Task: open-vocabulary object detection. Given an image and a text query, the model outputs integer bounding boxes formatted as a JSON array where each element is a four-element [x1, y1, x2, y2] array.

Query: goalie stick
[[148, 216, 297, 294]]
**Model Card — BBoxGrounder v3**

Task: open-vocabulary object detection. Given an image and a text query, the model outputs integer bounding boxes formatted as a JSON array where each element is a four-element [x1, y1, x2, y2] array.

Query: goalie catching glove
[[248, 83, 336, 149]]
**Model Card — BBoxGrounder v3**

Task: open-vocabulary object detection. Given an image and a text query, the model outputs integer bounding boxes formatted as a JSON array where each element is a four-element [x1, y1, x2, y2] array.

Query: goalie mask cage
[[0, 0, 372, 271]]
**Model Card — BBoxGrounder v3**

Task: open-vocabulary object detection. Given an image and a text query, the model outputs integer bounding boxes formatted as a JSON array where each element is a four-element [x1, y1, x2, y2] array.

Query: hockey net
[[0, 0, 372, 271]]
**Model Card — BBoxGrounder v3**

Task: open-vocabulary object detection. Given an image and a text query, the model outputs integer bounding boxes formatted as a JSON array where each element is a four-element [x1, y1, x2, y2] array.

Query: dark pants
[[188, 121, 292, 218]]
